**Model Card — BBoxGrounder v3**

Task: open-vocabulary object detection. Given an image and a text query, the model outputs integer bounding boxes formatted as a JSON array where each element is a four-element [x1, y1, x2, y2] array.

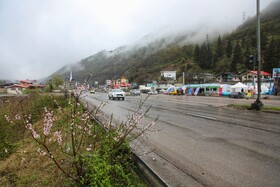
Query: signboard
[[272, 68, 280, 78]]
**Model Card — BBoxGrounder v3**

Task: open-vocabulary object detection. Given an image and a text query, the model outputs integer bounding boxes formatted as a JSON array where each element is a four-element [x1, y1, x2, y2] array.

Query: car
[[158, 89, 167, 94], [229, 92, 245, 98], [130, 89, 141, 95], [148, 90, 158, 95], [90, 90, 95, 94], [108, 89, 125, 100]]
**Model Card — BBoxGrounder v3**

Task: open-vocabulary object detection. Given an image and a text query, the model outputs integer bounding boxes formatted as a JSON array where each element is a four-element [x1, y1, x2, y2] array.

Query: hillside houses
[[240, 70, 272, 83], [2, 80, 44, 94]]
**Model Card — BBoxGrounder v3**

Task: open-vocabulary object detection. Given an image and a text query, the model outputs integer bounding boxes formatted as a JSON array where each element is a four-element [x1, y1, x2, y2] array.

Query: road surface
[[82, 92, 280, 187]]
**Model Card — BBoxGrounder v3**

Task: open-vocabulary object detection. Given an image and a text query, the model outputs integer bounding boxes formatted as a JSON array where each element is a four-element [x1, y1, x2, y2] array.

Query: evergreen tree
[[261, 31, 268, 52], [214, 35, 224, 63], [230, 43, 242, 72], [263, 38, 280, 73], [193, 44, 201, 66], [217, 35, 224, 59], [226, 39, 233, 58], [243, 44, 252, 70], [206, 41, 213, 68], [200, 42, 208, 68]]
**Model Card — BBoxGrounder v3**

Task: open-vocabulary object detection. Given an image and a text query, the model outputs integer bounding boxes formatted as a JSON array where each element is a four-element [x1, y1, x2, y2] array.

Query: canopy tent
[[167, 86, 176, 93], [230, 82, 248, 93]]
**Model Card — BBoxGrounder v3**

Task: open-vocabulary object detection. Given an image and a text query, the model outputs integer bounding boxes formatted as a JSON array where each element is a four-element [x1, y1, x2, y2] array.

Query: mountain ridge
[[46, 1, 280, 85]]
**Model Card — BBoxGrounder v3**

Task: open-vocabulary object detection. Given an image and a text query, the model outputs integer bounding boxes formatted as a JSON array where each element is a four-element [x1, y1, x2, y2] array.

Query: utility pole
[[251, 0, 263, 110]]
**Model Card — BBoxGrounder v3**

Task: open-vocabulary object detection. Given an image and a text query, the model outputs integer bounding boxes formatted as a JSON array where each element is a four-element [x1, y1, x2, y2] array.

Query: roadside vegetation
[[228, 103, 280, 112], [0, 90, 157, 186]]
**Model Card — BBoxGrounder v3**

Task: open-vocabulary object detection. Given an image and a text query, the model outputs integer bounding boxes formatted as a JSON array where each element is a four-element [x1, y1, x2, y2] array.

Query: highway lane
[[82, 92, 280, 187]]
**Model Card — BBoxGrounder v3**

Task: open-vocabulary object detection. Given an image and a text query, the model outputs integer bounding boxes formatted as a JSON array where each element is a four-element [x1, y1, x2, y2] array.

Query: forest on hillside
[[54, 1, 280, 85]]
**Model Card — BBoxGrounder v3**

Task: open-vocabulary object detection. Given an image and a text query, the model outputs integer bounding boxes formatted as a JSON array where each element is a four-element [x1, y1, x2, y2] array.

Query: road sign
[[273, 68, 280, 78]]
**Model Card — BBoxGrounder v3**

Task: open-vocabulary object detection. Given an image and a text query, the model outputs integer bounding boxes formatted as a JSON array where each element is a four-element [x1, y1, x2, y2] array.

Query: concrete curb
[[132, 154, 168, 187]]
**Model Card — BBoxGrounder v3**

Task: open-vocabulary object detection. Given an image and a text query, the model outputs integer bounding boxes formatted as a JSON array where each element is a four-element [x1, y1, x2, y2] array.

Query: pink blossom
[[32, 129, 40, 139], [25, 123, 32, 130], [43, 110, 55, 136], [15, 114, 21, 120], [37, 148, 46, 156], [25, 123, 40, 139], [54, 131, 62, 145], [4, 115, 10, 122]]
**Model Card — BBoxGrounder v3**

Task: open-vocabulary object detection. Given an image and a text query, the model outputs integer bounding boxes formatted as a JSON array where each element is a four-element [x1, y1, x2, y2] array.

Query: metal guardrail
[[132, 154, 168, 187]]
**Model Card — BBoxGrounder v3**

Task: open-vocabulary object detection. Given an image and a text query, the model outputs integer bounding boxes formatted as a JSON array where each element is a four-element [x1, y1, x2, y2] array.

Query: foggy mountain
[[47, 0, 280, 85]]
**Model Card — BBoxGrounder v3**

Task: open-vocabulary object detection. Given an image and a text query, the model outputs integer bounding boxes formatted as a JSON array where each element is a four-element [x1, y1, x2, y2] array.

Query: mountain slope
[[49, 1, 280, 85]]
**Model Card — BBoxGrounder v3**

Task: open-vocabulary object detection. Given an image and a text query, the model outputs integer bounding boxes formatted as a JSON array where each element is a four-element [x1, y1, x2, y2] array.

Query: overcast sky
[[0, 0, 275, 80]]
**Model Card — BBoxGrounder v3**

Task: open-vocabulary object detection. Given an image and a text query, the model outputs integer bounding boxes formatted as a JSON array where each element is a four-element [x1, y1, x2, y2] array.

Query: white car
[[148, 90, 158, 95], [108, 89, 125, 100], [130, 89, 141, 95]]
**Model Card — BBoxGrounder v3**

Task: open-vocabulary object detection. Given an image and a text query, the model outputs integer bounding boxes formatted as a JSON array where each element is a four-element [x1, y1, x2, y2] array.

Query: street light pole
[[251, 0, 263, 110]]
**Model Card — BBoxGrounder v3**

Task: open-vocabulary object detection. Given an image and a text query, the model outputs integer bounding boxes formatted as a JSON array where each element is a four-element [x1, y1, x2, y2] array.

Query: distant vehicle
[[148, 90, 158, 95], [90, 90, 95, 94], [108, 89, 125, 100], [169, 89, 177, 95], [130, 89, 141, 95], [229, 92, 245, 99], [158, 89, 167, 94]]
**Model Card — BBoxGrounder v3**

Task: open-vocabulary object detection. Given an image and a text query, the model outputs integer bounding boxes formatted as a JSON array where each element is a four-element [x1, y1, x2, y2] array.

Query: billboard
[[273, 68, 280, 78]]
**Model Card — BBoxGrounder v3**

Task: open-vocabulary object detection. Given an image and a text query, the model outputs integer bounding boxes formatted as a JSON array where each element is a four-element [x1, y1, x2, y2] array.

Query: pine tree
[[214, 35, 224, 63], [243, 44, 252, 70], [263, 38, 280, 73], [226, 39, 233, 58], [230, 43, 242, 72], [206, 41, 213, 68], [193, 45, 201, 65], [216, 35, 224, 59], [200, 42, 207, 68]]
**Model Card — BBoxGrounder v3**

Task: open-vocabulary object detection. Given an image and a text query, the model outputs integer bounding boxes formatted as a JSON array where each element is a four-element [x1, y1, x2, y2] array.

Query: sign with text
[[273, 68, 280, 78]]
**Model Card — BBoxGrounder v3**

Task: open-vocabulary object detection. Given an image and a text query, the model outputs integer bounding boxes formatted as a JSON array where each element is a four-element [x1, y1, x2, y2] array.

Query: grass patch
[[228, 104, 280, 111], [0, 93, 147, 186]]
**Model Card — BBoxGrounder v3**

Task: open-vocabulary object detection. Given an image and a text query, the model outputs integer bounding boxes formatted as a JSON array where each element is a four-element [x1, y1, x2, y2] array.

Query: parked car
[[148, 90, 158, 95], [90, 90, 95, 94], [108, 89, 125, 100], [229, 92, 245, 99], [130, 89, 141, 95], [158, 89, 167, 94]]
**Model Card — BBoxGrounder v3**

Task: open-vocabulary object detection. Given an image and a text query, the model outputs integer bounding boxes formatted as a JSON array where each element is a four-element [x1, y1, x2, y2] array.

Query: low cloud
[[0, 0, 275, 80]]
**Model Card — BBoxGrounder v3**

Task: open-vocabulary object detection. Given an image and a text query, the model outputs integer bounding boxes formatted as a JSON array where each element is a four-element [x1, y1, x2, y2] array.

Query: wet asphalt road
[[83, 92, 280, 187]]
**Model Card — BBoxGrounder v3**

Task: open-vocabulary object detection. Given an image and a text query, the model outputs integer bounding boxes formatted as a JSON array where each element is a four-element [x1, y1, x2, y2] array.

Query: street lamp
[[251, 0, 263, 110]]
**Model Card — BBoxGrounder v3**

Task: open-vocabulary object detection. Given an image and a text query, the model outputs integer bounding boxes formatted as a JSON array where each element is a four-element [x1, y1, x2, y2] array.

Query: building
[[6, 80, 44, 94], [160, 71, 176, 80], [240, 70, 271, 82], [106, 80, 112, 86], [216, 72, 240, 83], [111, 77, 130, 89]]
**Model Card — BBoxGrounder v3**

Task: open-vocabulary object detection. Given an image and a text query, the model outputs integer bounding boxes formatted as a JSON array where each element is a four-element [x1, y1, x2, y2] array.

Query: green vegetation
[[228, 103, 280, 111], [45, 74, 64, 92], [0, 93, 148, 186]]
